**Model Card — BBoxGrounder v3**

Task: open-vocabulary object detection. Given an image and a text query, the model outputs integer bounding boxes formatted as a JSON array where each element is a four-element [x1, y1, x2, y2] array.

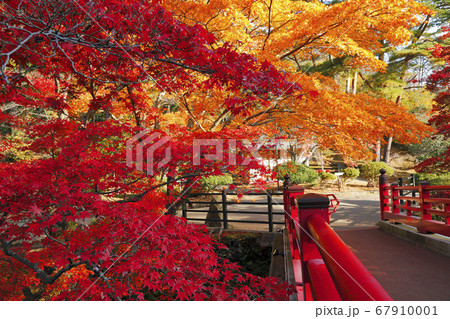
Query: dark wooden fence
[[397, 174, 417, 213], [181, 190, 284, 232]]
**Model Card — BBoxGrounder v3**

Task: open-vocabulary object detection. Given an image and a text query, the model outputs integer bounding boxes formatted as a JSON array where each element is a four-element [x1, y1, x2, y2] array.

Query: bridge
[[181, 170, 450, 301], [281, 170, 450, 301]]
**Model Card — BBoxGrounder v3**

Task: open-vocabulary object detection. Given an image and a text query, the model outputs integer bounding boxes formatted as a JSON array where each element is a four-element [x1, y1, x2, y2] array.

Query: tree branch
[[262, 0, 273, 51], [117, 173, 202, 203], [0, 239, 84, 285], [43, 228, 69, 248]]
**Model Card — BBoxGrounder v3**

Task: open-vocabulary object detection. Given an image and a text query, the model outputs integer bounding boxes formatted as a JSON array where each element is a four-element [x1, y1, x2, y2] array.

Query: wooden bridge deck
[[336, 226, 450, 301]]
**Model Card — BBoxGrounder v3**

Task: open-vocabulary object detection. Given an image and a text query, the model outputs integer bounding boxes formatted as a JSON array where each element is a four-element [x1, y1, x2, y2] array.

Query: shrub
[[343, 168, 360, 181], [200, 174, 233, 191], [274, 162, 318, 185], [360, 162, 394, 186], [415, 172, 450, 186], [318, 171, 336, 188], [318, 171, 336, 181]]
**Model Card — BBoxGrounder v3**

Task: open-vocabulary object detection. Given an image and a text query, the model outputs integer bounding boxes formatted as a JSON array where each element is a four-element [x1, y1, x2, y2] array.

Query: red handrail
[[326, 194, 340, 213], [283, 182, 392, 301]]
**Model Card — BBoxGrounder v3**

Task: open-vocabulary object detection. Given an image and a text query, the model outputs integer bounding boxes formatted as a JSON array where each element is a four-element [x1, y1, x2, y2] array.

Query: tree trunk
[[289, 144, 297, 162], [384, 136, 393, 163], [320, 150, 324, 171], [352, 70, 358, 94], [375, 141, 381, 162], [383, 94, 401, 163]]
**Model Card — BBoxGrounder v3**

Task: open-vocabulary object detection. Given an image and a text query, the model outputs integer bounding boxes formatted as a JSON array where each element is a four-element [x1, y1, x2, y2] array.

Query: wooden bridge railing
[[283, 177, 392, 301], [379, 169, 450, 237]]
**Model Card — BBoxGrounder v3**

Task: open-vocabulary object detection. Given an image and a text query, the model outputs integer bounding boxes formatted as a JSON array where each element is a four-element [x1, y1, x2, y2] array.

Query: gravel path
[[330, 191, 381, 229]]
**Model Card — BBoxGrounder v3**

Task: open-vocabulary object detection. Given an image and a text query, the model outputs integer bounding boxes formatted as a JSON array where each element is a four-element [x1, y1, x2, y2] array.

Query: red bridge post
[[379, 169, 390, 220], [418, 181, 431, 234], [282, 175, 305, 298], [391, 182, 400, 215]]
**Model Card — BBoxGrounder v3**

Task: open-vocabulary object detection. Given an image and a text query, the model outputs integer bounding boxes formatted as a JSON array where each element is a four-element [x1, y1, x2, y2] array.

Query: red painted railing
[[283, 178, 392, 301], [379, 169, 450, 237]]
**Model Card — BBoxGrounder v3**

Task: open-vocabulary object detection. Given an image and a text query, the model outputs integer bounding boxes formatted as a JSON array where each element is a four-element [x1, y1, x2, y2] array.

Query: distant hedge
[[360, 162, 393, 186], [274, 162, 318, 185], [200, 174, 233, 190], [318, 171, 336, 181], [343, 168, 360, 181]]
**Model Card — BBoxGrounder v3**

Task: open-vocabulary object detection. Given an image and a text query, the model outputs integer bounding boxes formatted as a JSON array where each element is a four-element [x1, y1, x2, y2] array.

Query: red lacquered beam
[[307, 214, 393, 301], [423, 185, 450, 190], [424, 198, 450, 204], [306, 259, 341, 301]]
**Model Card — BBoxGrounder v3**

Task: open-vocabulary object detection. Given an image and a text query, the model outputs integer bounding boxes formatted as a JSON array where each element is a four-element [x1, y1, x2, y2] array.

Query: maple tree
[[0, 0, 294, 300], [160, 0, 435, 161], [347, 0, 450, 162], [416, 26, 450, 173]]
